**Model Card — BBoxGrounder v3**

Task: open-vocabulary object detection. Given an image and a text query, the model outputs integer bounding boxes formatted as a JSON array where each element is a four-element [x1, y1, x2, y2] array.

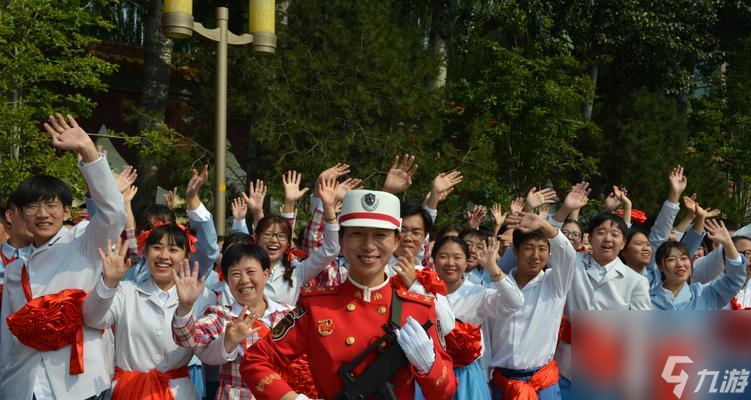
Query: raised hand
[[317, 175, 339, 209], [395, 252, 417, 288], [505, 211, 546, 233], [425, 170, 462, 208], [98, 238, 132, 289], [604, 191, 621, 212], [562, 182, 591, 211], [524, 187, 557, 211], [480, 236, 501, 268], [491, 203, 507, 227], [116, 166, 138, 194], [186, 165, 209, 205], [243, 179, 267, 217], [223, 305, 261, 353], [174, 260, 206, 317], [335, 177, 363, 203], [383, 154, 418, 194], [536, 205, 550, 219], [466, 205, 486, 230], [613, 186, 630, 206], [283, 170, 310, 203], [43, 113, 98, 162], [231, 197, 248, 221], [510, 197, 525, 215], [706, 219, 732, 246], [668, 165, 687, 203], [317, 163, 351, 186], [433, 170, 463, 195], [123, 185, 138, 205], [164, 187, 178, 210]]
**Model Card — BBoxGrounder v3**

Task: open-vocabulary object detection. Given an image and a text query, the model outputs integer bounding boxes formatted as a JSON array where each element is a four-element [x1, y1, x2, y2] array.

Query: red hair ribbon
[[137, 221, 198, 253], [285, 248, 307, 262], [616, 209, 647, 224]]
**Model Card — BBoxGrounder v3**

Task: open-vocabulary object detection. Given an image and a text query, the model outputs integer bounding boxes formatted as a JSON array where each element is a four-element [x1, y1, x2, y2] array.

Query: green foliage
[[0, 0, 117, 198]]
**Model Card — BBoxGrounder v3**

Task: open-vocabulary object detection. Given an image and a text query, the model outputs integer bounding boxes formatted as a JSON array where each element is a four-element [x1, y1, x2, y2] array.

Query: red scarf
[[0, 249, 16, 266], [730, 297, 751, 310], [6, 265, 86, 374], [112, 366, 189, 400], [492, 360, 559, 400]]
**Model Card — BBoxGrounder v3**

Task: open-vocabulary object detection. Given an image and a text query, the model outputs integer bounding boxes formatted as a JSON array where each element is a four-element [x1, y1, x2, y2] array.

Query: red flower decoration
[[615, 209, 647, 224], [7, 289, 87, 374], [444, 321, 482, 367]]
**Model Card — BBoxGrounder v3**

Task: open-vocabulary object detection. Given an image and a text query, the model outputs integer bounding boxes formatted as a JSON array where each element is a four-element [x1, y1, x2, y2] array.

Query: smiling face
[[341, 226, 399, 283], [145, 234, 189, 289], [396, 214, 426, 259], [562, 221, 583, 249], [514, 237, 550, 280], [589, 220, 626, 265], [257, 222, 290, 265], [434, 241, 468, 286], [659, 246, 692, 287], [622, 232, 652, 269], [462, 233, 486, 270], [227, 257, 270, 307], [21, 198, 70, 246], [734, 238, 751, 278]]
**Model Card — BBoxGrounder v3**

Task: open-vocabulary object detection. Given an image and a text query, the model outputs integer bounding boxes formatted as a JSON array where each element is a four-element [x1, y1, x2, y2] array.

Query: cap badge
[[361, 193, 378, 211]]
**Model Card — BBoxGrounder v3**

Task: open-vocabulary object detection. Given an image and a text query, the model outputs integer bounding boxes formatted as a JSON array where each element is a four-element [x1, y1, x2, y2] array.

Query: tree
[[0, 0, 117, 198]]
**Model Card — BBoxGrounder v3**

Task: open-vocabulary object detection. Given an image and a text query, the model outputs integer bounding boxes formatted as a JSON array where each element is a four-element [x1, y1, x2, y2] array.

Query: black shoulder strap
[[389, 288, 402, 328]]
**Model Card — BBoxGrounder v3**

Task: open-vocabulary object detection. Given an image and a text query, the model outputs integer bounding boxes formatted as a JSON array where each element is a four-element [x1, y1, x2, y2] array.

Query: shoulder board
[[300, 285, 341, 298], [394, 289, 434, 306]]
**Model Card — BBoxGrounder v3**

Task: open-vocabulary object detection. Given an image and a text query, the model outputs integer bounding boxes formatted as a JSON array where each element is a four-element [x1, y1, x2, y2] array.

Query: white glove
[[294, 394, 312, 400], [394, 316, 436, 374]]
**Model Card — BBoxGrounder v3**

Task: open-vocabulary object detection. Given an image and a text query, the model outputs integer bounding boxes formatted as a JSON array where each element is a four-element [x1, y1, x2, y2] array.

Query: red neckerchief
[[0, 248, 17, 266]]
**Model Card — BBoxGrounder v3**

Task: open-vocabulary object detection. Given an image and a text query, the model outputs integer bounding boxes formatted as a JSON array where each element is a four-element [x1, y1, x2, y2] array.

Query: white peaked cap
[[339, 190, 401, 230]]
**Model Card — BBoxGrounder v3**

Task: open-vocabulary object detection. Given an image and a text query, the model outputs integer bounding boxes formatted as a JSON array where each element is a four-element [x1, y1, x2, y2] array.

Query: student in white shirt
[[423, 235, 523, 400], [83, 225, 206, 399], [651, 220, 745, 310], [728, 235, 751, 309], [488, 211, 576, 400], [0, 114, 126, 400], [256, 172, 340, 306]]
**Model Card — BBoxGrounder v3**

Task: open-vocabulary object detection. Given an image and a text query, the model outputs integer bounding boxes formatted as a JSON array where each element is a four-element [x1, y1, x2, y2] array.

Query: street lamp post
[[162, 0, 276, 236]]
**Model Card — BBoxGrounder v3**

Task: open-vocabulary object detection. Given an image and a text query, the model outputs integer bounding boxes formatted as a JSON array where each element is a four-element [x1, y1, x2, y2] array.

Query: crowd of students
[[0, 113, 749, 400]]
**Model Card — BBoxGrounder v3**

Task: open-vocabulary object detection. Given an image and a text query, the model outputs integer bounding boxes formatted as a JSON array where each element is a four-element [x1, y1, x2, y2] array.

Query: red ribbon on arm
[[137, 221, 198, 253], [6, 265, 87, 375], [285, 248, 307, 263]]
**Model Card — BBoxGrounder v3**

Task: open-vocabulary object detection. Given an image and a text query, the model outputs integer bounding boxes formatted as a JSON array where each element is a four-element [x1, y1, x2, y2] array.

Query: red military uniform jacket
[[241, 277, 457, 400]]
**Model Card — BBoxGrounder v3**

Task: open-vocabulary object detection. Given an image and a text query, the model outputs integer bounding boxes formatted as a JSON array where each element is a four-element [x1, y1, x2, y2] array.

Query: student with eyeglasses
[[254, 176, 340, 306], [0, 114, 126, 400]]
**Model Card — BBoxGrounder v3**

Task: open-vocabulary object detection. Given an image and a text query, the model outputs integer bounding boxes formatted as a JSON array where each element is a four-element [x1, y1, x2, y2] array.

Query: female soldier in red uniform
[[241, 189, 457, 400]]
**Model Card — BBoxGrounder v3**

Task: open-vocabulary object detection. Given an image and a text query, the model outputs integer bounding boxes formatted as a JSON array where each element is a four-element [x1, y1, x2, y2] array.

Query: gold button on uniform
[[346, 336, 355, 345], [346, 303, 356, 312], [377, 306, 387, 315]]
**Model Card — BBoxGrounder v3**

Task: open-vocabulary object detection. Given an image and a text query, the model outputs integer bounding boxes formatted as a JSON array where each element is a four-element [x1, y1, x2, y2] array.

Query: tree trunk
[[134, 0, 173, 218], [581, 63, 598, 122], [428, 0, 447, 90]]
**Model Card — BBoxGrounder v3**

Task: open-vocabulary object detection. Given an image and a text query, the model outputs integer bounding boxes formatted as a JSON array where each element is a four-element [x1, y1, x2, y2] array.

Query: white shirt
[[264, 223, 340, 306], [488, 231, 576, 370], [0, 156, 125, 400], [82, 277, 205, 399]]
